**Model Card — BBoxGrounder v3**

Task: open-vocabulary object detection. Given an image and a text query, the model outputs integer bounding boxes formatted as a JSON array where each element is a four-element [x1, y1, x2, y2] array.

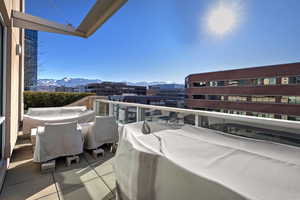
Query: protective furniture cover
[[23, 106, 95, 135], [82, 116, 119, 150], [33, 121, 84, 163], [114, 122, 300, 200]]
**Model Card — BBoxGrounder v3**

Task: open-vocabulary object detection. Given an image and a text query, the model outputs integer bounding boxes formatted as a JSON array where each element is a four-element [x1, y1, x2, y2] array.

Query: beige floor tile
[[91, 159, 114, 176], [84, 151, 115, 165], [38, 193, 60, 200], [54, 162, 98, 191], [5, 160, 48, 186], [0, 174, 56, 200], [101, 173, 116, 191], [58, 178, 114, 200]]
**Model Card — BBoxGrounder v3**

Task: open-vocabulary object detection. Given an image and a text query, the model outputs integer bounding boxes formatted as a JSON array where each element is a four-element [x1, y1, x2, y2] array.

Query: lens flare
[[207, 3, 237, 35]]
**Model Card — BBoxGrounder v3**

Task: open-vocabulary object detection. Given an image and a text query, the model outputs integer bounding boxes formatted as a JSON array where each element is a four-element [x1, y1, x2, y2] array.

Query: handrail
[[95, 99, 300, 132]]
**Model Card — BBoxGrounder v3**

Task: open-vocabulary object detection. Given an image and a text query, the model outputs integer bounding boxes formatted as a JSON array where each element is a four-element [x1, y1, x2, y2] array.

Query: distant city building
[[74, 85, 86, 93], [86, 82, 146, 96], [185, 62, 300, 121], [24, 29, 38, 90], [55, 86, 75, 92], [109, 95, 185, 108], [147, 84, 185, 98], [54, 85, 87, 93], [36, 85, 56, 92]]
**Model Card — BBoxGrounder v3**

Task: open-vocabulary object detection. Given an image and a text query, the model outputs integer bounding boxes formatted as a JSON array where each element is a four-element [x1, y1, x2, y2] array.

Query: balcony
[[1, 98, 300, 199], [1, 137, 116, 200]]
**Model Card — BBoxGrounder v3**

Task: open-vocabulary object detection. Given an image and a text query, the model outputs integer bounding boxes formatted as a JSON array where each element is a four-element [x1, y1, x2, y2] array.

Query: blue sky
[[27, 0, 300, 83]]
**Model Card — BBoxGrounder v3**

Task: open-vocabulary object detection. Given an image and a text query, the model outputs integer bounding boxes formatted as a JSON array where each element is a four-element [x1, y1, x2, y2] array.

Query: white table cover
[[114, 122, 300, 200], [23, 106, 95, 135]]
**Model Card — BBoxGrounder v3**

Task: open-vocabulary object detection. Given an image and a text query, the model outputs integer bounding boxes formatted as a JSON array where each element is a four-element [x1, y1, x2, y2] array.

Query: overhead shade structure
[[77, 0, 127, 37], [12, 0, 127, 38]]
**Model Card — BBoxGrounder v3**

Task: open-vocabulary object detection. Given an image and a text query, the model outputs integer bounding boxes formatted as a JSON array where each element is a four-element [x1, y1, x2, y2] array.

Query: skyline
[[27, 0, 300, 83]]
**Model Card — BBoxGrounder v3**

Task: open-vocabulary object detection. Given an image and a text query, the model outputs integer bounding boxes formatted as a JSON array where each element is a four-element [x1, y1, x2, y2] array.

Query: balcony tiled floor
[[0, 138, 116, 200]]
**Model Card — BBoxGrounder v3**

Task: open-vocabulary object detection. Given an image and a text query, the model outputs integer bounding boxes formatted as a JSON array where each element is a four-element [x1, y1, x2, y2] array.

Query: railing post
[[93, 100, 99, 115], [93, 100, 97, 112], [136, 106, 144, 122], [195, 114, 199, 127], [109, 102, 114, 117]]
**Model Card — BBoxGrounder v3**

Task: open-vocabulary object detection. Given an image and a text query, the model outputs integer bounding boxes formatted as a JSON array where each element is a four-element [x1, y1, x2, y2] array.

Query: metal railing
[[94, 99, 300, 147]]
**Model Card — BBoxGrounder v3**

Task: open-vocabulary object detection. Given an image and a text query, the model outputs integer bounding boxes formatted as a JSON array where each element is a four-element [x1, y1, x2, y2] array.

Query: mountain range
[[38, 77, 183, 88]]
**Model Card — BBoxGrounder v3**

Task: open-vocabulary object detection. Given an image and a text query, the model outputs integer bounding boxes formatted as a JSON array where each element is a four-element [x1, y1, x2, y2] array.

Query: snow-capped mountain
[[126, 81, 180, 87], [37, 78, 183, 88], [38, 77, 102, 87]]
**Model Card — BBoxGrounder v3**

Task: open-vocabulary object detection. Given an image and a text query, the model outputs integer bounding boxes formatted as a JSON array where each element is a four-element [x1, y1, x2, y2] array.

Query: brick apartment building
[[185, 62, 300, 121]]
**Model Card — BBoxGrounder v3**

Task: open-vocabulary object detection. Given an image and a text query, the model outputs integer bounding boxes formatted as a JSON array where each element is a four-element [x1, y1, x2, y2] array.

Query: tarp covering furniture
[[82, 116, 119, 150], [23, 106, 95, 135], [114, 122, 300, 200], [33, 121, 83, 163]]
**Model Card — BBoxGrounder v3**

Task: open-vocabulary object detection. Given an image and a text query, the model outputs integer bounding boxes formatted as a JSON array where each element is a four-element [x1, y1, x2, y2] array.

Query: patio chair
[[83, 116, 118, 150], [33, 121, 84, 163]]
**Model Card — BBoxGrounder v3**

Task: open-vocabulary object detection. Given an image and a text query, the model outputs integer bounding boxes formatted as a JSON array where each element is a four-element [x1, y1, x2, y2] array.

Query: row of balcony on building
[[191, 94, 300, 104], [187, 75, 300, 88], [194, 107, 300, 121]]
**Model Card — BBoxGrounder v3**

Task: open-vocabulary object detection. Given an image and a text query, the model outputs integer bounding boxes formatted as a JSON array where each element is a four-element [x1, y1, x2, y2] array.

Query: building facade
[[86, 82, 146, 96], [109, 95, 184, 108], [185, 62, 300, 121], [0, 0, 25, 187], [24, 29, 37, 90], [147, 84, 185, 98]]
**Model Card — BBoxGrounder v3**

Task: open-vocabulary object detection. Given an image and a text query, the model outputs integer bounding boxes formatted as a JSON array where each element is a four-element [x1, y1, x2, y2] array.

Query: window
[[281, 77, 289, 84], [257, 78, 264, 86], [269, 77, 276, 85], [235, 111, 246, 115], [228, 96, 247, 102], [193, 81, 207, 87], [289, 76, 300, 84], [252, 96, 276, 103], [228, 80, 239, 86], [263, 77, 276, 85], [218, 81, 225, 86], [287, 116, 300, 121], [209, 81, 218, 87], [185, 77, 189, 88], [255, 113, 275, 118], [281, 96, 300, 104], [193, 95, 206, 100], [239, 80, 249, 86], [207, 95, 223, 100], [250, 79, 258, 86]]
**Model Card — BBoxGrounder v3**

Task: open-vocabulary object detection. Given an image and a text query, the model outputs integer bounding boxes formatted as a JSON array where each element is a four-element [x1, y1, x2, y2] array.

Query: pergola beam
[[77, 0, 127, 37], [12, 11, 85, 37], [11, 0, 127, 38]]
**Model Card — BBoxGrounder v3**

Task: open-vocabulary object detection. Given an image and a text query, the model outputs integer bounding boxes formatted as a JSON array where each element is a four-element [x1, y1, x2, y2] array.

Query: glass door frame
[[0, 12, 6, 161]]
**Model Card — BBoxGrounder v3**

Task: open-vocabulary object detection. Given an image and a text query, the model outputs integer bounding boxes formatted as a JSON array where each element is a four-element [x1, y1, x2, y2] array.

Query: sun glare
[[207, 3, 237, 35]]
